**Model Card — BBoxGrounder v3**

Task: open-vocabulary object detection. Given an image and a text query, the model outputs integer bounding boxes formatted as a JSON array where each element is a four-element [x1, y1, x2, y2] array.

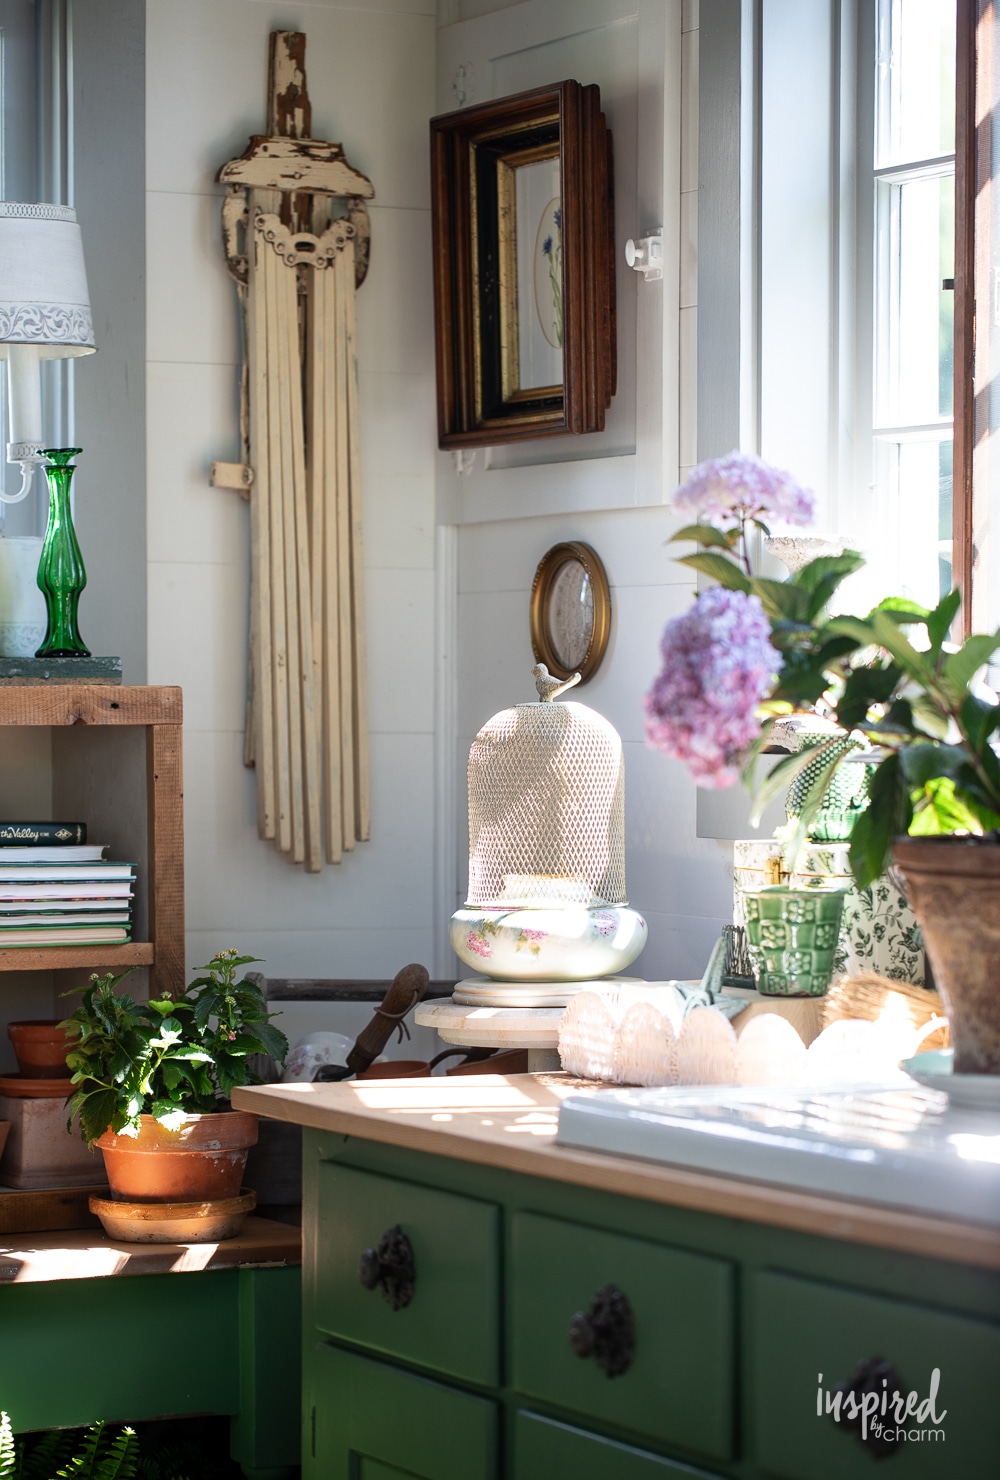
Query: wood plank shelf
[[0, 943, 155, 972]]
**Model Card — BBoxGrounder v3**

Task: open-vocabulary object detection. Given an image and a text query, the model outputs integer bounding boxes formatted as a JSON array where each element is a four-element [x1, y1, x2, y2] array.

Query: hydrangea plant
[[646, 452, 1000, 886]]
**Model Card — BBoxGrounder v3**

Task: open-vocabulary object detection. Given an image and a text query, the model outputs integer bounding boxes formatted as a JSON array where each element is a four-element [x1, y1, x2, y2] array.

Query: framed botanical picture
[[529, 541, 612, 684], [430, 80, 616, 447]]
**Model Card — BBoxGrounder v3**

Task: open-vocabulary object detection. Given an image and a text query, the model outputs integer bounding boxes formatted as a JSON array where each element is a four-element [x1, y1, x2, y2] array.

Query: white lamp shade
[[0, 202, 95, 358]]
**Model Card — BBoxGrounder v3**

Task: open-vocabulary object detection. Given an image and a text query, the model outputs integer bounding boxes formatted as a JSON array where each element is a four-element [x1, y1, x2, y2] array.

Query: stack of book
[[0, 823, 134, 947]]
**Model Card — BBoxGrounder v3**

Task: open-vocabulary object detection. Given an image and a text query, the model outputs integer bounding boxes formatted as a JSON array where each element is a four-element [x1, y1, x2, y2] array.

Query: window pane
[[866, 436, 953, 611], [876, 173, 954, 426], [877, 0, 956, 167]]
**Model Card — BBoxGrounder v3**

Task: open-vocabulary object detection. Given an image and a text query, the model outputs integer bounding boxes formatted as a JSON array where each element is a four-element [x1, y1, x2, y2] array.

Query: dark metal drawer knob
[[358, 1224, 415, 1311], [831, 1356, 905, 1457], [568, 1283, 635, 1378]]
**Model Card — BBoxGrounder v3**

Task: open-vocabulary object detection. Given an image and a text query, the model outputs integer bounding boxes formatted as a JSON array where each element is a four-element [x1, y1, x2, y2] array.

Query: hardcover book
[[0, 822, 86, 844]]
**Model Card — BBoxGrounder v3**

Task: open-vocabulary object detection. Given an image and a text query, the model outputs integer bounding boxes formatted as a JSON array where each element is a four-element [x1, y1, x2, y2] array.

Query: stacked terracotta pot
[[0, 1020, 104, 1190], [90, 1111, 259, 1242]]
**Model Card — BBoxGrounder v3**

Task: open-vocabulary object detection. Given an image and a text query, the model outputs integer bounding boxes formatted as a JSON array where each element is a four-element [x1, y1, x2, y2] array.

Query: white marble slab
[[557, 1085, 1000, 1226]]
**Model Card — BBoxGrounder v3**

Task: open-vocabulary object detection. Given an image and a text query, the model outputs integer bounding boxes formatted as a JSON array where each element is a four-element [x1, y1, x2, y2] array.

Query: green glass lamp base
[[35, 448, 91, 658]]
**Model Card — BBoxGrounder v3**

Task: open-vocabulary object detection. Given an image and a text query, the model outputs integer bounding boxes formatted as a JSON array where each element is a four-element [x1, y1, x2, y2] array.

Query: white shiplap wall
[[140, 0, 735, 987], [441, 0, 735, 982], [144, 0, 440, 980]]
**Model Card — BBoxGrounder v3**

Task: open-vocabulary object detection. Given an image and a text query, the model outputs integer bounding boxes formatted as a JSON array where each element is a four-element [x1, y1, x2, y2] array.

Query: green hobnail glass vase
[[35, 448, 90, 657]]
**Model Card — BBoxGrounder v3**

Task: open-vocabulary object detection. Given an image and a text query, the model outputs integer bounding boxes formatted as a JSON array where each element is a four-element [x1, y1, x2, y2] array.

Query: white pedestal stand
[[415, 1001, 563, 1072]]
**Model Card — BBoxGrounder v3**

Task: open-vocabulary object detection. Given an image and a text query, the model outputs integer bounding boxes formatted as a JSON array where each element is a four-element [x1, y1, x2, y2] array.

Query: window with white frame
[[870, 0, 956, 610]]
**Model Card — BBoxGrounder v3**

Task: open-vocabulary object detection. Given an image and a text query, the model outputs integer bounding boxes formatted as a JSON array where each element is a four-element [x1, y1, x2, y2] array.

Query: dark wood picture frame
[[430, 80, 616, 449], [529, 541, 612, 684]]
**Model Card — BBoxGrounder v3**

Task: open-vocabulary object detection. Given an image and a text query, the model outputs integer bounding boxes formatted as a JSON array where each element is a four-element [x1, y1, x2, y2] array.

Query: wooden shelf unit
[[0, 685, 184, 997]]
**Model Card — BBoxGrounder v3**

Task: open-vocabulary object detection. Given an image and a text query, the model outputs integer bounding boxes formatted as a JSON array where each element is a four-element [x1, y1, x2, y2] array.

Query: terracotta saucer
[[88, 1188, 256, 1243], [0, 1074, 72, 1098]]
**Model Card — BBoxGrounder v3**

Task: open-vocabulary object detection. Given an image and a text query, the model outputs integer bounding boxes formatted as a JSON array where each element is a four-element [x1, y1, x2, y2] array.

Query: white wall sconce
[[624, 231, 663, 282]]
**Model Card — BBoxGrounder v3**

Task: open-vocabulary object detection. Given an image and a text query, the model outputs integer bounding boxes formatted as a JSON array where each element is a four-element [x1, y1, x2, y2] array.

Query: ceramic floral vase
[[449, 904, 647, 982], [734, 839, 924, 984], [742, 885, 849, 997]]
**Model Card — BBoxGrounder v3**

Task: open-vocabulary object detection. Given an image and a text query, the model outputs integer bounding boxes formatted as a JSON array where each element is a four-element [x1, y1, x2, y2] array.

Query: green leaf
[[899, 743, 969, 788], [925, 588, 962, 654], [668, 522, 736, 551], [791, 549, 866, 594], [0, 1412, 14, 1480], [867, 610, 935, 684], [960, 692, 1000, 752], [673, 552, 752, 591], [870, 595, 931, 623], [835, 662, 903, 731], [849, 754, 912, 886], [241, 1019, 288, 1061], [942, 630, 1000, 695], [906, 693, 951, 739], [748, 577, 811, 623], [748, 740, 847, 828], [909, 776, 986, 836]]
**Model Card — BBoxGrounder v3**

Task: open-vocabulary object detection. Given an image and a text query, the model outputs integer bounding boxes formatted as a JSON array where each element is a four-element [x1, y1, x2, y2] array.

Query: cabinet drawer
[[509, 1212, 734, 1460], [308, 1343, 498, 1480], [315, 1162, 500, 1385], [751, 1270, 1000, 1479], [515, 1410, 724, 1477]]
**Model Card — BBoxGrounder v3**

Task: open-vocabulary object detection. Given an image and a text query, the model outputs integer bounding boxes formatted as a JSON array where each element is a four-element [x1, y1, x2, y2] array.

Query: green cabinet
[[510, 1212, 734, 1459], [302, 1130, 1000, 1479], [315, 1161, 500, 1385], [514, 1411, 721, 1477], [750, 1270, 1000, 1480], [306, 1343, 497, 1479]]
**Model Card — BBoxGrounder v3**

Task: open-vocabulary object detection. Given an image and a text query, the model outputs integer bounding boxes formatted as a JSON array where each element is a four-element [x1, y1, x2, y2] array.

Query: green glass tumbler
[[36, 448, 90, 658]]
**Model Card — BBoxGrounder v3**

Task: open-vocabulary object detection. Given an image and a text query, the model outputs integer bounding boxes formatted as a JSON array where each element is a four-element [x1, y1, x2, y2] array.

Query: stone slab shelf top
[[0, 656, 122, 685]]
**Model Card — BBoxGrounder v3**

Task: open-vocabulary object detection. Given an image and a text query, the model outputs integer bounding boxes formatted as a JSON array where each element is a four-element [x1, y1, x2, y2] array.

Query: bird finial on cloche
[[532, 664, 581, 702]]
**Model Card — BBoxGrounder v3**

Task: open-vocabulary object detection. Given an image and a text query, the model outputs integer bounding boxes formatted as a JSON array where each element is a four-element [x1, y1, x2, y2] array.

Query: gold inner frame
[[529, 541, 613, 685], [468, 111, 563, 428], [496, 139, 563, 404]]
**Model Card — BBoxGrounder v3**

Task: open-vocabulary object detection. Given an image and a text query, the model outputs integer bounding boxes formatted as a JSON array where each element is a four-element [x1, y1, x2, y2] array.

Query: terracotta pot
[[7, 1019, 72, 1079], [356, 1059, 431, 1080], [447, 1048, 530, 1075], [95, 1110, 258, 1202], [892, 837, 1000, 1074]]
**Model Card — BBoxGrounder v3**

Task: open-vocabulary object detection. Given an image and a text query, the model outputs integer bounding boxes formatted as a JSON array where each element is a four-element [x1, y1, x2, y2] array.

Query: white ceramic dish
[[900, 1049, 1000, 1110]]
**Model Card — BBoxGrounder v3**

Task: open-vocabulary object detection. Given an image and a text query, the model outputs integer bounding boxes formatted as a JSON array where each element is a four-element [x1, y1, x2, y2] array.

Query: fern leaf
[[0, 1413, 15, 1480]]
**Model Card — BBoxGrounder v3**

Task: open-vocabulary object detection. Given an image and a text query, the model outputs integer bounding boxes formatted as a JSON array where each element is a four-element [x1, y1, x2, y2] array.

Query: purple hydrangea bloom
[[672, 451, 814, 530], [644, 587, 780, 788]]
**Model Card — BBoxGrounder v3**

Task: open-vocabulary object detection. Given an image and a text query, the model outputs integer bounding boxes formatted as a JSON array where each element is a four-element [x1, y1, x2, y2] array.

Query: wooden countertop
[[234, 1075, 1000, 1271], [0, 1215, 300, 1284]]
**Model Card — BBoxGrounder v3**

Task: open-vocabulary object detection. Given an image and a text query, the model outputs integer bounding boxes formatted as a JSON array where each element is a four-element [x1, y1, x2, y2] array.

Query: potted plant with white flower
[[63, 949, 288, 1204], [646, 453, 1000, 1064]]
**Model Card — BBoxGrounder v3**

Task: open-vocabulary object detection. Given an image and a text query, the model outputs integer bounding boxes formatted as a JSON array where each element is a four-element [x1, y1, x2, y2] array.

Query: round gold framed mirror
[[529, 541, 611, 684]]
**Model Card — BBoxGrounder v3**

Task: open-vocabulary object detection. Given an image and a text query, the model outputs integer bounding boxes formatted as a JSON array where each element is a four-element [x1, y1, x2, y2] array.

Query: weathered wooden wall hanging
[[430, 80, 616, 448], [213, 32, 372, 871]]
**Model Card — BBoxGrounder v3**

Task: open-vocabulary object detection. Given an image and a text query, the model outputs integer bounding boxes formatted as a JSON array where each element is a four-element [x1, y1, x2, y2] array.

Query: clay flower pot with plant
[[62, 949, 288, 1201], [646, 452, 1000, 1071]]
